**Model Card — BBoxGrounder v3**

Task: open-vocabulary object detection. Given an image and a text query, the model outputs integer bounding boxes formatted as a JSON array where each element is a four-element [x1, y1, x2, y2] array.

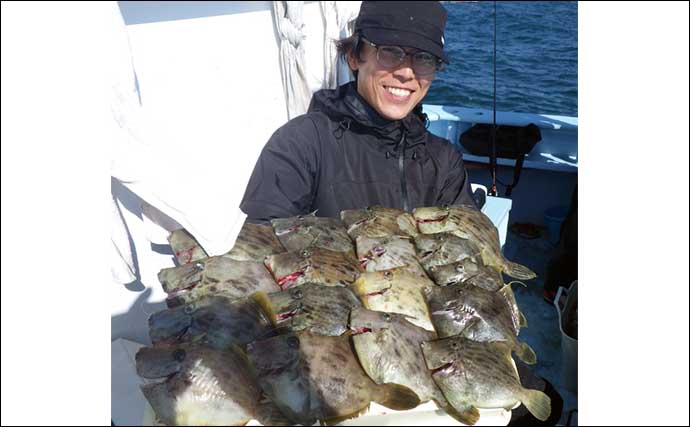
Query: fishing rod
[[488, 0, 498, 197]]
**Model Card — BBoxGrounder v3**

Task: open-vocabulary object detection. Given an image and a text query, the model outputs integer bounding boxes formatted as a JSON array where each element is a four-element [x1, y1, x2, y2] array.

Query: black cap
[[354, 1, 450, 64]]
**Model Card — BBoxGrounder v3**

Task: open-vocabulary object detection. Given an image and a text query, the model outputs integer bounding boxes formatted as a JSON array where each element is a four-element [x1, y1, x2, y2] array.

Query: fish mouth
[[276, 308, 300, 322], [277, 266, 308, 290], [416, 214, 449, 224], [431, 362, 454, 376], [166, 283, 198, 299], [274, 225, 301, 236], [364, 288, 390, 298], [349, 326, 373, 335]]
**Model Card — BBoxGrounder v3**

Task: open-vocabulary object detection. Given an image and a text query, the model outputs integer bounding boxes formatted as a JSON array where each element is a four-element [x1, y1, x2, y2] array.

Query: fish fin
[[254, 401, 293, 426], [502, 260, 537, 280], [439, 401, 480, 426], [519, 311, 528, 328], [499, 284, 523, 332], [515, 341, 537, 365], [320, 404, 370, 426], [250, 292, 277, 325], [375, 383, 421, 410], [519, 388, 551, 421]]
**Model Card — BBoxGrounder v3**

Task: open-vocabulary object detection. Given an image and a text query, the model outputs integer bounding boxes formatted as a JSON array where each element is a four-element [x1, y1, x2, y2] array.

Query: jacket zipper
[[398, 131, 409, 212]]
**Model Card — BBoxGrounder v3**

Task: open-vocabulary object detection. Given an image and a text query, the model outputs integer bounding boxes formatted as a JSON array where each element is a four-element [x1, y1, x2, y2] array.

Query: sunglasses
[[364, 39, 444, 76]]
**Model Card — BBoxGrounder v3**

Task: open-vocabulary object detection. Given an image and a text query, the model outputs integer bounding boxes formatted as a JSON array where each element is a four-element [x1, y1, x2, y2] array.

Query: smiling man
[[240, 1, 476, 223]]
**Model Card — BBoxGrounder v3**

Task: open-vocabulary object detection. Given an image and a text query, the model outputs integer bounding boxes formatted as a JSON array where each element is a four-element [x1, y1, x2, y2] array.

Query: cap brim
[[361, 28, 450, 64]]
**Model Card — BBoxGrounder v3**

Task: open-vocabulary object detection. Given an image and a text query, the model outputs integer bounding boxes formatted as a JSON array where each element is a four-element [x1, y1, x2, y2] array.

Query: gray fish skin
[[341, 205, 419, 240], [421, 337, 551, 425], [413, 206, 536, 280], [356, 235, 427, 278], [246, 332, 420, 426], [425, 283, 536, 364], [264, 247, 362, 290], [271, 213, 355, 259], [349, 308, 446, 407], [428, 257, 504, 291], [225, 222, 285, 262], [254, 283, 362, 336], [414, 232, 482, 271], [163, 257, 280, 306], [168, 229, 208, 265], [148, 296, 274, 350], [158, 261, 205, 295], [137, 343, 261, 426]]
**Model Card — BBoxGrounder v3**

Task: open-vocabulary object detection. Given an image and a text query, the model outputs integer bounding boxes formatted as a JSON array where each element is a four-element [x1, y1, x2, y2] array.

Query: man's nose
[[392, 58, 416, 80]]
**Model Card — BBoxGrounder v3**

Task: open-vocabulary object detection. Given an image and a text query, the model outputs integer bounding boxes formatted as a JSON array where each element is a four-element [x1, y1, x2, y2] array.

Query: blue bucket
[[544, 206, 569, 245]]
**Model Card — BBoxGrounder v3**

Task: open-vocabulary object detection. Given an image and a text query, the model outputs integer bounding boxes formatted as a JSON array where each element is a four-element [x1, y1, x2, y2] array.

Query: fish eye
[[298, 215, 304, 221], [287, 336, 300, 349], [172, 349, 186, 362], [300, 249, 310, 257], [451, 342, 457, 348], [292, 289, 303, 299], [383, 313, 391, 322], [383, 271, 392, 278], [183, 304, 195, 315], [455, 288, 463, 294], [428, 266, 436, 272], [455, 265, 464, 272]]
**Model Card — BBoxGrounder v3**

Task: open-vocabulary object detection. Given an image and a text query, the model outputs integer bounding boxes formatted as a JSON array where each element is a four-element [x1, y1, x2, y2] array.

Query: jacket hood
[[308, 82, 428, 147]]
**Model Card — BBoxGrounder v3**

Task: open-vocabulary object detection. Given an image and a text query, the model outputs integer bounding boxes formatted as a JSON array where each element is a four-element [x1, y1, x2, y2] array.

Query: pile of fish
[[136, 205, 550, 426]]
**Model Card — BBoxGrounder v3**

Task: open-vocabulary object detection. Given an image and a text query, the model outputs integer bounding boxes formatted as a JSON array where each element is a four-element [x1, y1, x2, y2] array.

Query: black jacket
[[240, 82, 476, 223]]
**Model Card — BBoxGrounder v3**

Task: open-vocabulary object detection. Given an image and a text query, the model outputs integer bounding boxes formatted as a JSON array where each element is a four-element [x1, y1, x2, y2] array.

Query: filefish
[[253, 283, 362, 336], [246, 331, 421, 426], [413, 205, 536, 280], [271, 212, 356, 260], [264, 247, 361, 290], [224, 222, 285, 262], [136, 343, 261, 426], [425, 283, 534, 364], [349, 307, 475, 423], [352, 268, 436, 332], [421, 336, 551, 425], [168, 229, 208, 265], [158, 257, 280, 307], [357, 235, 427, 278], [413, 232, 483, 271], [148, 295, 274, 350], [341, 205, 419, 240], [427, 257, 505, 292]]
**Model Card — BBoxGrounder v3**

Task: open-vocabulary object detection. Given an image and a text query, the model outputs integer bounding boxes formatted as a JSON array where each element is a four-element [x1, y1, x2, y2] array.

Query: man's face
[[348, 41, 436, 121]]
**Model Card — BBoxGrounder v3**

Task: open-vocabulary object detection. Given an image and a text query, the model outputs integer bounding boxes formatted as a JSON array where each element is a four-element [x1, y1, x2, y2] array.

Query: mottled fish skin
[[254, 283, 362, 336], [413, 206, 536, 280], [425, 283, 535, 364], [356, 235, 428, 278], [247, 332, 420, 426], [148, 295, 275, 350], [349, 308, 446, 406], [224, 222, 285, 262], [421, 337, 551, 425], [158, 261, 206, 295], [352, 268, 436, 332], [136, 343, 261, 426], [264, 248, 362, 290], [271, 213, 356, 260], [162, 257, 280, 307], [427, 257, 504, 291], [341, 205, 419, 240], [168, 229, 208, 265], [414, 232, 483, 271]]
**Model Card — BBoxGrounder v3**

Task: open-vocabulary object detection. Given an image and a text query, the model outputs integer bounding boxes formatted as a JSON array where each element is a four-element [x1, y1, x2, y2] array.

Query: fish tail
[[436, 399, 480, 425], [375, 383, 420, 411], [519, 388, 551, 421], [250, 291, 276, 325], [502, 260, 537, 280], [515, 341, 537, 365]]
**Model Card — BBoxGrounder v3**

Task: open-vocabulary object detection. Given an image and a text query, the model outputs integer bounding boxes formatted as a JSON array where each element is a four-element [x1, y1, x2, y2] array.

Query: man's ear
[[347, 52, 360, 71]]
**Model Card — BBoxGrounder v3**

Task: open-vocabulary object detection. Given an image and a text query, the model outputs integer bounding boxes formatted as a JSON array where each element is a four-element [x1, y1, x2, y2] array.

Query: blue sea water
[[425, 1, 578, 117]]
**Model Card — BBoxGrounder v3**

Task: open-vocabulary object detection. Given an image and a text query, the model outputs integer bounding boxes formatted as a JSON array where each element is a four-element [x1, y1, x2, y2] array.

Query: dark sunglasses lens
[[412, 52, 438, 75], [377, 46, 405, 67]]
